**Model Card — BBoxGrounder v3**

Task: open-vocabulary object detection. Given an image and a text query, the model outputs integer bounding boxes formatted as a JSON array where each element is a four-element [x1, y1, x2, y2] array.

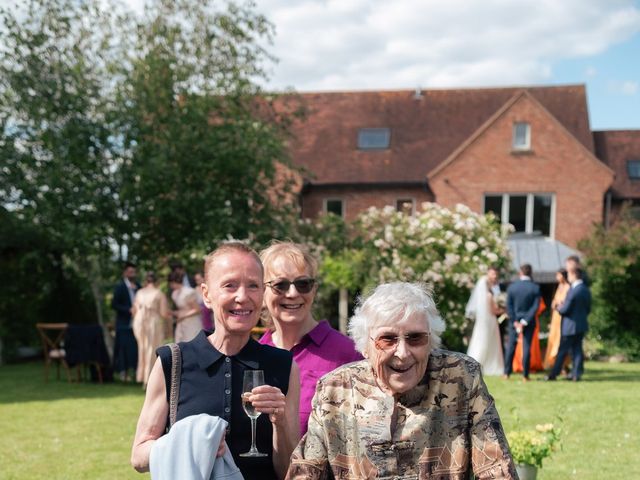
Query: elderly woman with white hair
[[287, 282, 517, 479]]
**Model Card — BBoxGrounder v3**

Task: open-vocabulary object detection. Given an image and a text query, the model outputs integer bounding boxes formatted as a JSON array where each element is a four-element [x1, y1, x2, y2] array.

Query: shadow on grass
[[581, 367, 640, 383], [0, 361, 146, 404]]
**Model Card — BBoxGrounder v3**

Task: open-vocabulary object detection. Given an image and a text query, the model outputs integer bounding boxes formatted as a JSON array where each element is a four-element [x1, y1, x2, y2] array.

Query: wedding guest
[[194, 271, 214, 331], [466, 266, 505, 375], [543, 268, 571, 370], [168, 271, 201, 343], [287, 282, 517, 479], [503, 264, 540, 382], [131, 242, 300, 479], [566, 255, 590, 286], [546, 266, 591, 382], [170, 260, 196, 288], [512, 296, 545, 373], [112, 261, 140, 382], [258, 241, 362, 435], [132, 272, 171, 388]]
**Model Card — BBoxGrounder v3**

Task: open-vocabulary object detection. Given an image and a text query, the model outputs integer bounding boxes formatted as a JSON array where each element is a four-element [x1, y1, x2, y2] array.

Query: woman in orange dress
[[543, 268, 571, 369], [513, 297, 545, 373]]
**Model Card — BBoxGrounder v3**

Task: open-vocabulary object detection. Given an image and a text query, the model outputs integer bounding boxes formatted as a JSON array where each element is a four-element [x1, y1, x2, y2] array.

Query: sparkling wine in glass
[[240, 369, 267, 457]]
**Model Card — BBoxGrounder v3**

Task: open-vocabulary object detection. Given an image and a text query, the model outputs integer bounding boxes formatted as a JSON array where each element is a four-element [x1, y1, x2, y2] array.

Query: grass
[[1, 361, 639, 479]]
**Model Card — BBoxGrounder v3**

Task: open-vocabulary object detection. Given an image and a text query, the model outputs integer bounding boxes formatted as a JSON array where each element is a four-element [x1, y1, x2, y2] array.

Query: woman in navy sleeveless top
[[132, 243, 300, 479], [157, 332, 292, 478]]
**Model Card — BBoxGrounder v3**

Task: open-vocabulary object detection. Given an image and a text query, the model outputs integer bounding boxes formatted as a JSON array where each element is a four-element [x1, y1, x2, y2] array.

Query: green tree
[[0, 0, 127, 332], [579, 206, 640, 359], [0, 0, 301, 359], [116, 0, 299, 261]]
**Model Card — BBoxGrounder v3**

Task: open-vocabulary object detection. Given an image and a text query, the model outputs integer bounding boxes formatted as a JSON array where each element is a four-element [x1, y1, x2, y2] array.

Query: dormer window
[[512, 122, 531, 151], [358, 128, 390, 150], [628, 160, 640, 179]]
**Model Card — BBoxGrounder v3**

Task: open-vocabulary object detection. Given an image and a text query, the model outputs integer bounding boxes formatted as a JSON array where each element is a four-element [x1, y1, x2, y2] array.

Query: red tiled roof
[[593, 130, 640, 199], [283, 85, 594, 185]]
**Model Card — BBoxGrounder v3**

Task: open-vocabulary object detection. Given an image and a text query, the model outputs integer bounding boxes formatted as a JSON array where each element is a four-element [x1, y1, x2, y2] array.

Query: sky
[[126, 0, 640, 130]]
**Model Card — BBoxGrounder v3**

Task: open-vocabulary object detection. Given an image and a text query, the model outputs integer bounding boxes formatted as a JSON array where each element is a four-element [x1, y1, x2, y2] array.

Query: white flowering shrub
[[354, 203, 512, 350], [304, 203, 512, 351]]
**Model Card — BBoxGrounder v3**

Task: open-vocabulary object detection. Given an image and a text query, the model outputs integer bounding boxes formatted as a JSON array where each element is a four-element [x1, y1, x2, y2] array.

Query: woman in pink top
[[259, 242, 363, 435]]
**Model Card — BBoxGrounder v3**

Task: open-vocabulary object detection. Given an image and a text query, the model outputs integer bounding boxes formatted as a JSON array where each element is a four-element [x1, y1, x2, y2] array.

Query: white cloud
[[621, 81, 639, 95], [252, 0, 640, 91], [607, 80, 639, 95], [585, 66, 598, 77]]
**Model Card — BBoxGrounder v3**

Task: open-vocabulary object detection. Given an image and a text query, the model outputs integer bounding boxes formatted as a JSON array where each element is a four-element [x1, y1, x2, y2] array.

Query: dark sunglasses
[[371, 332, 430, 351], [265, 278, 316, 294]]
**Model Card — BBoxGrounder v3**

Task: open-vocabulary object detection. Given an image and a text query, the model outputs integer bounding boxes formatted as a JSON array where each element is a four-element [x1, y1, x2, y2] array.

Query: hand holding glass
[[240, 369, 268, 457]]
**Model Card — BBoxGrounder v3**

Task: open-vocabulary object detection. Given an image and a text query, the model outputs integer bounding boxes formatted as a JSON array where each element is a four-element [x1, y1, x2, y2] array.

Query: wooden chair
[[36, 323, 72, 382]]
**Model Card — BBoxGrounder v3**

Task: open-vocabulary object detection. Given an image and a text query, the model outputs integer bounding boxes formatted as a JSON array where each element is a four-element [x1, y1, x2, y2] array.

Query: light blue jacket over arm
[[150, 414, 244, 480]]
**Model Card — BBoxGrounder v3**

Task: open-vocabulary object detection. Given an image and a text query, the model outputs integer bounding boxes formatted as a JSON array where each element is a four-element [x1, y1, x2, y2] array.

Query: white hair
[[348, 282, 446, 354]]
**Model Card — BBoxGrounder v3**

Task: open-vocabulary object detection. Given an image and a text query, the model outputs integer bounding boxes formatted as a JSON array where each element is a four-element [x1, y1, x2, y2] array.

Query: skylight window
[[358, 128, 390, 150]]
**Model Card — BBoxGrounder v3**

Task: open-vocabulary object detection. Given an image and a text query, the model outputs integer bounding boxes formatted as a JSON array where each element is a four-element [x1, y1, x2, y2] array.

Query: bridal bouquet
[[495, 292, 508, 324]]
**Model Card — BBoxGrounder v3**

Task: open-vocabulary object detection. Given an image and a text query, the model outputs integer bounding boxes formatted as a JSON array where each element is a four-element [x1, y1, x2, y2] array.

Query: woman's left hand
[[247, 385, 287, 425]]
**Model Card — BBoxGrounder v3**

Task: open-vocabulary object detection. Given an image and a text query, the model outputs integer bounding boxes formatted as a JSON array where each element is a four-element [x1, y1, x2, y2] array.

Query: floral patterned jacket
[[286, 350, 517, 480]]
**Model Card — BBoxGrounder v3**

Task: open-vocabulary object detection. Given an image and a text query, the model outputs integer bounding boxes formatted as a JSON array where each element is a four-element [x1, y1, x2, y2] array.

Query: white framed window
[[324, 198, 344, 217], [395, 198, 415, 215], [512, 122, 531, 151], [483, 193, 555, 237]]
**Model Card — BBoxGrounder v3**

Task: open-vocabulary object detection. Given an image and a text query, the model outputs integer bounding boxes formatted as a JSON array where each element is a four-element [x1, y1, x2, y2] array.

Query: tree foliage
[[579, 205, 640, 359], [0, 0, 300, 358], [115, 0, 300, 260], [0, 0, 127, 337]]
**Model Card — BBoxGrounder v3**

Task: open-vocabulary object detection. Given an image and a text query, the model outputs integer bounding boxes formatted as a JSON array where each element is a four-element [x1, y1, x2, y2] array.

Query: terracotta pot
[[516, 463, 538, 480]]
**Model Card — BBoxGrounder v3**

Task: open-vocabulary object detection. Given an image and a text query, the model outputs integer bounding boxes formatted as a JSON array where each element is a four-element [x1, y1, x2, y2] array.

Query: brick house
[[283, 85, 638, 279], [593, 129, 640, 222]]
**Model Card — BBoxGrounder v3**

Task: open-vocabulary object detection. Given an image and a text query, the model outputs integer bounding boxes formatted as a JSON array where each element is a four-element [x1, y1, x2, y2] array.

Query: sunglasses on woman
[[371, 332, 430, 351], [265, 278, 316, 294]]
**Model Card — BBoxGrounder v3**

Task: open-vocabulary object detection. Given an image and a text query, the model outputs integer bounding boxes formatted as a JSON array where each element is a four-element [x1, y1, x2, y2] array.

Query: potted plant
[[507, 423, 562, 480]]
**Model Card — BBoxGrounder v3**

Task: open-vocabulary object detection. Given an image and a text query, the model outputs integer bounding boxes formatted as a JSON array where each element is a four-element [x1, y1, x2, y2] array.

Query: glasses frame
[[370, 332, 431, 352], [265, 277, 317, 295]]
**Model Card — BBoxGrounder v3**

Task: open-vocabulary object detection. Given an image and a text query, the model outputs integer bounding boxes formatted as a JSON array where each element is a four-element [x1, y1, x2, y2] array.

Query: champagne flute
[[240, 369, 268, 457]]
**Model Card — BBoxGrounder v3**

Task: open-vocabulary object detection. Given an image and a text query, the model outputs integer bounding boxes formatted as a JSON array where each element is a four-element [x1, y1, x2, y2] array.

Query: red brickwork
[[429, 94, 614, 247], [301, 186, 434, 221]]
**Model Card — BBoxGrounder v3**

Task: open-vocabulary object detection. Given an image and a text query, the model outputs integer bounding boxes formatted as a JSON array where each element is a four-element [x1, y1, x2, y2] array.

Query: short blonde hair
[[348, 282, 446, 354], [203, 241, 263, 280], [259, 241, 318, 329], [259, 241, 318, 281]]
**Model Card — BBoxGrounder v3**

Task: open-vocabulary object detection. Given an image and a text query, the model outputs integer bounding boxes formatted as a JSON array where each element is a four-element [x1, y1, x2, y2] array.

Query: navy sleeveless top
[[157, 331, 292, 480]]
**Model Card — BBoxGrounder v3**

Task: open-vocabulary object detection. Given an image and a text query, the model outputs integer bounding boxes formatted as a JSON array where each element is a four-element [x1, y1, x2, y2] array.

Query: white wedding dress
[[466, 276, 504, 376]]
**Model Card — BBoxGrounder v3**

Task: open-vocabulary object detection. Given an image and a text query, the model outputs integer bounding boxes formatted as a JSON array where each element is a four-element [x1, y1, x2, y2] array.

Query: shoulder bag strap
[[168, 342, 182, 430]]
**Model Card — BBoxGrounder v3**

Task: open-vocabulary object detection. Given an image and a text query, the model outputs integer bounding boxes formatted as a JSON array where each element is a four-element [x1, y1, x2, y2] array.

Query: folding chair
[[36, 323, 72, 382]]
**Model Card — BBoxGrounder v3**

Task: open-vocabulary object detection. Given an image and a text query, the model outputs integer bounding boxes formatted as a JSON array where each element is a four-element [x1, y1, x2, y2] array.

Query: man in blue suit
[[546, 266, 591, 381], [503, 264, 540, 382], [111, 261, 140, 381]]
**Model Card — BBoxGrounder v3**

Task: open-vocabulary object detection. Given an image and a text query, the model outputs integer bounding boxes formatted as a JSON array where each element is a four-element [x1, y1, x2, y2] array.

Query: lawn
[[1, 361, 638, 479]]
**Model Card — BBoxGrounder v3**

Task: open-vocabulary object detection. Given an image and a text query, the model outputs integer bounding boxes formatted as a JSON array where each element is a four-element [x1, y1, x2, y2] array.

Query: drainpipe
[[605, 190, 612, 229]]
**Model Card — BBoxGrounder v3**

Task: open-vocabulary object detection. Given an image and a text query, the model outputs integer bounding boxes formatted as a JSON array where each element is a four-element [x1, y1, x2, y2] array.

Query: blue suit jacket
[[557, 282, 591, 335], [111, 279, 139, 328], [506, 278, 541, 327]]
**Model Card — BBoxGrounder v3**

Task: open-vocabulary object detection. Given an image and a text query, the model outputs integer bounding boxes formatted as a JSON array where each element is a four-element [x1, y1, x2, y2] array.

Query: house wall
[[301, 186, 434, 221], [429, 95, 614, 248]]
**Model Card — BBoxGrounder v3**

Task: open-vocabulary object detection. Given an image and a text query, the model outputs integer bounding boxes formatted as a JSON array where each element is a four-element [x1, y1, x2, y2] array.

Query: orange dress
[[543, 283, 571, 369], [513, 297, 545, 373]]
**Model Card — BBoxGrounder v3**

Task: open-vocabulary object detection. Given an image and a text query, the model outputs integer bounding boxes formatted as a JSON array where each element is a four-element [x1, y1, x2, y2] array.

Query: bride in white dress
[[466, 275, 504, 375]]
